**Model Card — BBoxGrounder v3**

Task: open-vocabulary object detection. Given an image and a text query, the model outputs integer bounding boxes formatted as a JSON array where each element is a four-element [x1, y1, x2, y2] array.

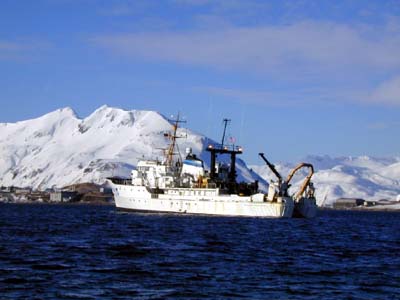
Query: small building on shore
[[376, 199, 398, 205], [49, 191, 78, 203], [14, 187, 32, 195], [1, 186, 13, 193], [333, 198, 365, 209]]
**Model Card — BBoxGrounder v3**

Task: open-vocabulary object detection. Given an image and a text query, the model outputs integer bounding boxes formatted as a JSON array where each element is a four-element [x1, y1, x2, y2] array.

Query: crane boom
[[258, 153, 282, 183], [285, 163, 314, 200]]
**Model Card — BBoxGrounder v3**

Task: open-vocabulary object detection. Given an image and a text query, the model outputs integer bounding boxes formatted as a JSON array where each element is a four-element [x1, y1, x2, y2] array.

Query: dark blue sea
[[0, 203, 399, 299]]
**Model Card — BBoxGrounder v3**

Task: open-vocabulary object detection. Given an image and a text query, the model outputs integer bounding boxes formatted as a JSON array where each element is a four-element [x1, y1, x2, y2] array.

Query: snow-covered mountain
[[0, 106, 263, 190], [1, 105, 399, 206], [250, 155, 400, 206]]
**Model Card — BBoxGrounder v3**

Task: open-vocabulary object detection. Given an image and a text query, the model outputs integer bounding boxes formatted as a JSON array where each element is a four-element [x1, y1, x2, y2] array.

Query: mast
[[221, 118, 231, 147], [165, 113, 186, 166]]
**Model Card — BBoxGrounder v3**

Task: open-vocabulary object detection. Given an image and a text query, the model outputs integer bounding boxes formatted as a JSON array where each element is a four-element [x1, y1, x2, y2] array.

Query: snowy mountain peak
[[89, 104, 123, 117], [0, 106, 260, 191], [38, 107, 78, 121], [79, 107, 170, 136], [58, 107, 77, 117]]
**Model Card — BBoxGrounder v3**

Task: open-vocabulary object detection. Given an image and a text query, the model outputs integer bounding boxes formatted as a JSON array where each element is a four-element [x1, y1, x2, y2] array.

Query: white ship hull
[[110, 183, 294, 218], [106, 116, 317, 218], [293, 197, 318, 218]]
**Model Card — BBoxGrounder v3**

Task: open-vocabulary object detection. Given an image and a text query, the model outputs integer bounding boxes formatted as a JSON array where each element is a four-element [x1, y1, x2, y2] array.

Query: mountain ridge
[[250, 154, 400, 206], [1, 106, 399, 206], [0, 106, 264, 191]]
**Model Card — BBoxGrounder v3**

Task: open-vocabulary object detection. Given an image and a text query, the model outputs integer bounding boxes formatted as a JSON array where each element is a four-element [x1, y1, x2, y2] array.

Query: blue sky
[[1, 0, 399, 164]]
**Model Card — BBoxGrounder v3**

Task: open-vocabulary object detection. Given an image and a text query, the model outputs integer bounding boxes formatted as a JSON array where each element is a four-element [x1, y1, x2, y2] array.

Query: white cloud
[[368, 121, 400, 130], [192, 85, 321, 106], [98, 5, 134, 16], [370, 76, 400, 105], [0, 39, 51, 60], [91, 20, 400, 75], [97, 0, 154, 16], [0, 41, 22, 51], [172, 0, 212, 5], [90, 19, 400, 106], [0, 40, 26, 60]]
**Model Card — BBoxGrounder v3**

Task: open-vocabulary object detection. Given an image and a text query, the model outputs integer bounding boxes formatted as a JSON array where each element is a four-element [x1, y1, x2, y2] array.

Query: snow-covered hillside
[[250, 155, 400, 206], [1, 106, 399, 206], [0, 106, 262, 190]]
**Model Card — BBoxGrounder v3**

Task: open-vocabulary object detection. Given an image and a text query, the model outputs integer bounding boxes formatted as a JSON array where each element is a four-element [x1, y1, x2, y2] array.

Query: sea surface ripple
[[0, 203, 399, 299]]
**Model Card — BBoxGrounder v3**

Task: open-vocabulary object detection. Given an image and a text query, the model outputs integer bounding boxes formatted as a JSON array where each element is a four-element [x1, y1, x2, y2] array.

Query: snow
[[250, 155, 400, 206], [1, 106, 399, 207]]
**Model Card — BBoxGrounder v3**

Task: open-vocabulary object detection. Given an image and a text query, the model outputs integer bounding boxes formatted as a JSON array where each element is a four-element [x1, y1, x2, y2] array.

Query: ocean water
[[0, 203, 399, 300]]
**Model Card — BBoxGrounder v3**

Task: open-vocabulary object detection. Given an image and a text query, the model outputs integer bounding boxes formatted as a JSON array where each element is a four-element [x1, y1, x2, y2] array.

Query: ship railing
[[107, 177, 131, 185], [207, 143, 242, 152]]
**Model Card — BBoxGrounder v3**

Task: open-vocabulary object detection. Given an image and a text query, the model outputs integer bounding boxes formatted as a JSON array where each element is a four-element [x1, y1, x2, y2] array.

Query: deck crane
[[258, 152, 283, 184], [258, 152, 317, 218], [258, 153, 315, 200], [285, 163, 315, 201]]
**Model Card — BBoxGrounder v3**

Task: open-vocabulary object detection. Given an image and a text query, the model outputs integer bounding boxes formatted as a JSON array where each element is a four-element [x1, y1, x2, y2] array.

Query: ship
[[107, 116, 317, 218]]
